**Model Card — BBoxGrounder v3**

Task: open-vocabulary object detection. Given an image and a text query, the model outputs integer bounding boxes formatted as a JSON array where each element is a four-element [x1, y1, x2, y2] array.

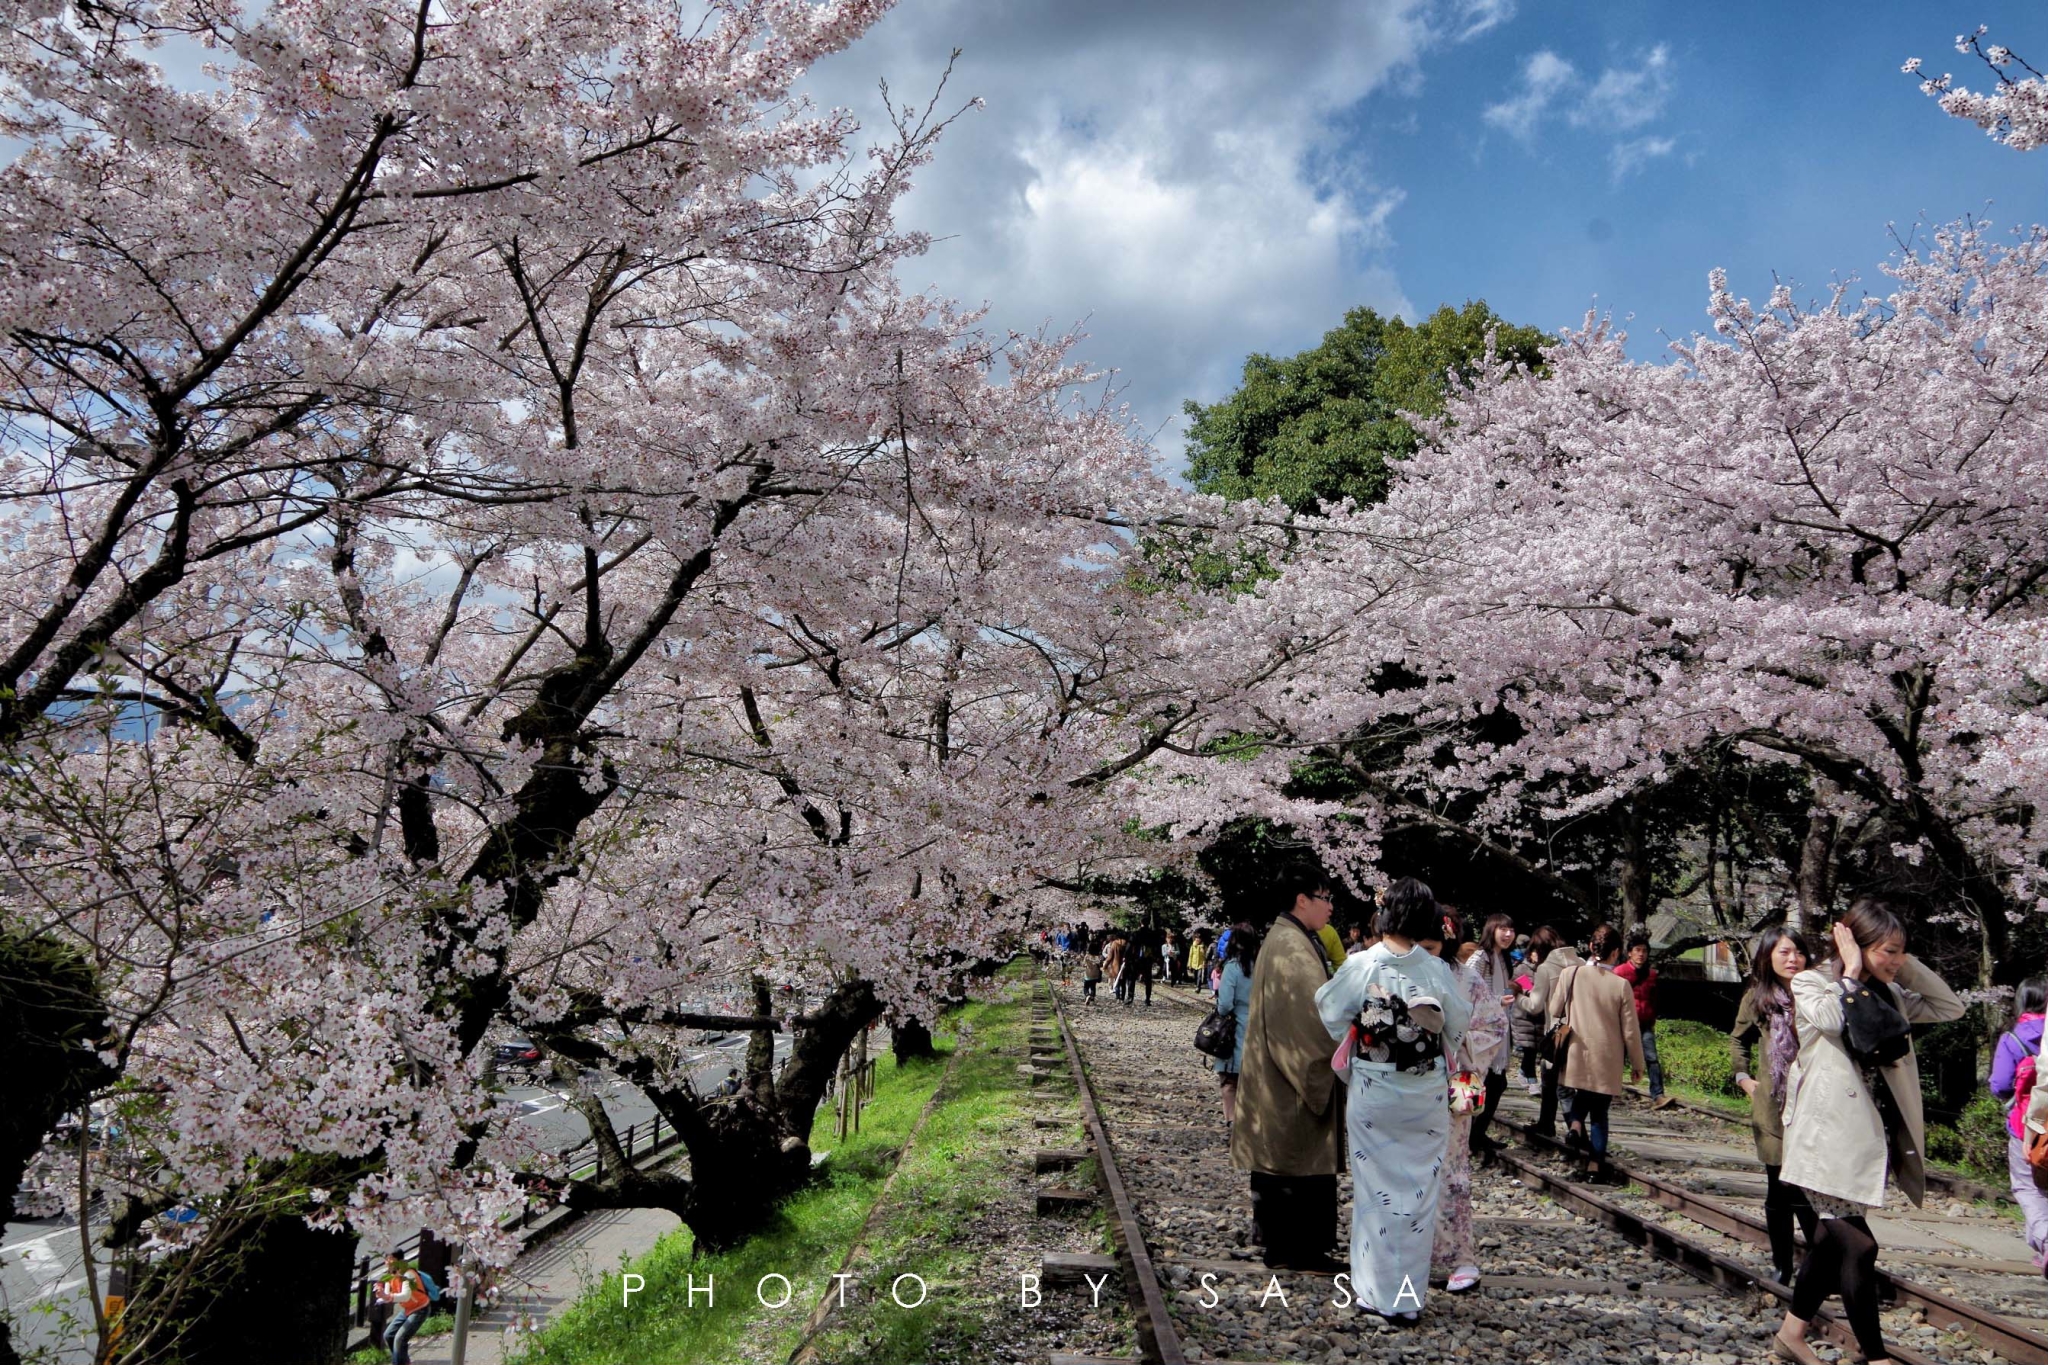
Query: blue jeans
[[1641, 1026, 1664, 1097], [385, 1307, 429, 1365], [1566, 1089, 1612, 1158]]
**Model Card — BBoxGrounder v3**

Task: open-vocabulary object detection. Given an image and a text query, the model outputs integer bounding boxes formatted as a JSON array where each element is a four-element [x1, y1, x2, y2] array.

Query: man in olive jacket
[[1229, 868, 1341, 1269]]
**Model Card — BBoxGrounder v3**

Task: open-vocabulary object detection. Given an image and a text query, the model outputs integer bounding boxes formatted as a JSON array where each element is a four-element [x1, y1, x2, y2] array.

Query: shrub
[[1654, 1019, 1738, 1097], [1953, 1091, 2012, 1184]]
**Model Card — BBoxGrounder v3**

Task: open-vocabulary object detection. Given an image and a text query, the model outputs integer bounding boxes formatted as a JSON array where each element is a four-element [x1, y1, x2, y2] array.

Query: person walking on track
[[1730, 924, 1821, 1287], [1989, 975, 2048, 1269], [1511, 928, 1553, 1097], [1773, 899, 1965, 1365], [1316, 876, 1470, 1321], [1431, 907, 1507, 1295], [1469, 912, 1516, 1152], [1517, 925, 1581, 1136], [1103, 932, 1127, 1004], [1616, 930, 1675, 1110], [1553, 924, 1644, 1177], [1231, 868, 1342, 1271], [1213, 922, 1260, 1128]]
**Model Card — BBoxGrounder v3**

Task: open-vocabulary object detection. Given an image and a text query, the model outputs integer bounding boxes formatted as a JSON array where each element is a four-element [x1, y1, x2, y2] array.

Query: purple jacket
[[1990, 1014, 2046, 1100]]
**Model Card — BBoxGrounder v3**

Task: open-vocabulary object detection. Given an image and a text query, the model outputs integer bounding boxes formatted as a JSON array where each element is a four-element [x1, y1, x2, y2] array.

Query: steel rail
[[1618, 1086, 2008, 1205], [1487, 1134, 1940, 1365], [1500, 1115, 2048, 1365], [1047, 981, 1189, 1365]]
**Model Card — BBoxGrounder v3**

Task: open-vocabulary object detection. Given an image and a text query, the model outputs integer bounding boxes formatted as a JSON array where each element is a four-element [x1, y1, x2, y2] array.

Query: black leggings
[[1471, 1069, 1509, 1147], [1764, 1164, 1819, 1283], [1791, 1214, 1884, 1361]]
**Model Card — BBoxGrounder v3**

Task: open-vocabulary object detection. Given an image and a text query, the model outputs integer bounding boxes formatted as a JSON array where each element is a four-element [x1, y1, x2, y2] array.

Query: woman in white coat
[[1772, 899, 1965, 1365]]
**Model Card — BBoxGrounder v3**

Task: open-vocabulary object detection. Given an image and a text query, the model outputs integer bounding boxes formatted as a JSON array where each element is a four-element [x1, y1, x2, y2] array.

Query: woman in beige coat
[[1551, 924, 1645, 1177], [1773, 900, 1964, 1365]]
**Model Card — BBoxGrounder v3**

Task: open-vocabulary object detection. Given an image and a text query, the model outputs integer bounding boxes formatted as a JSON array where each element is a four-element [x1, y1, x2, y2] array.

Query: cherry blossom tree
[[0, 3, 1216, 1359], [1139, 222, 2048, 978]]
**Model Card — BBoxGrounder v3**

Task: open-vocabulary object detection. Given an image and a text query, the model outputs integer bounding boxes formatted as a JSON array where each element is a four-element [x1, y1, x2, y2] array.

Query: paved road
[[1, 1030, 783, 1361]]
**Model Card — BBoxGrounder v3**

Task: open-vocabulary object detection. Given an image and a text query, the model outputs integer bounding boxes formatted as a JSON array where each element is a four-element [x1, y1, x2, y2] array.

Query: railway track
[[1033, 974, 2039, 1365]]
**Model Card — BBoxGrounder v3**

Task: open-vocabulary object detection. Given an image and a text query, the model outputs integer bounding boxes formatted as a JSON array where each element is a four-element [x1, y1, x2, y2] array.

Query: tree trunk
[[890, 1017, 937, 1064], [0, 935, 115, 1365], [1617, 800, 1652, 936], [120, 1213, 354, 1365], [564, 977, 886, 1252], [1792, 798, 1838, 936]]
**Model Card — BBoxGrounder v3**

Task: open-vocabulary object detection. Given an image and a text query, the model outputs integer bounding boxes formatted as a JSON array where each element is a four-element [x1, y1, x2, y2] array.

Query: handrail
[[348, 1109, 684, 1327]]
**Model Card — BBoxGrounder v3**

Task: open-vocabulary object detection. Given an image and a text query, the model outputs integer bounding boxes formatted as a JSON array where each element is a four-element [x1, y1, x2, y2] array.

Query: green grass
[[515, 976, 1030, 1365], [800, 985, 1122, 1365]]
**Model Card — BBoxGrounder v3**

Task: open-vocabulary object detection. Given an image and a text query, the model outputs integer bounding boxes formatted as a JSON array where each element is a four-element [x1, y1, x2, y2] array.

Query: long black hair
[[1745, 925, 1810, 1019], [1227, 921, 1261, 973]]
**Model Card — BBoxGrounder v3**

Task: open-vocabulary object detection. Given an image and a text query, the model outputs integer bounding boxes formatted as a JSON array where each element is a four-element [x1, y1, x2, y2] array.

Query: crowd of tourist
[[1073, 869, 1980, 1365]]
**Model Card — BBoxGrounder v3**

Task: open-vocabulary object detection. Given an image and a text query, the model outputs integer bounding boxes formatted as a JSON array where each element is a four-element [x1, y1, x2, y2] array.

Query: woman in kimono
[[1316, 877, 1470, 1324], [1432, 910, 1508, 1294]]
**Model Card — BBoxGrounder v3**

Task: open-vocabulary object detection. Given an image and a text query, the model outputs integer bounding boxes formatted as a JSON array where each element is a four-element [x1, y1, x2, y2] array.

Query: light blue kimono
[[1315, 941, 1471, 1316]]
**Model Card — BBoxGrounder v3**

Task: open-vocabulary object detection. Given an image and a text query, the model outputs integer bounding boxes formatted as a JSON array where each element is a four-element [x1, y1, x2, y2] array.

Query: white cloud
[[1483, 41, 1681, 180], [800, 1, 1482, 464], [1452, 0, 1518, 42], [1482, 50, 1577, 140], [1609, 134, 1677, 181], [1572, 44, 1673, 132]]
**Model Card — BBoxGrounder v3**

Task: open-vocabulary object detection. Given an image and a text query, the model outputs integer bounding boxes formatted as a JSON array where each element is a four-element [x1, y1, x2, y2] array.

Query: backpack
[[2011, 1025, 2042, 1140], [416, 1269, 442, 1305]]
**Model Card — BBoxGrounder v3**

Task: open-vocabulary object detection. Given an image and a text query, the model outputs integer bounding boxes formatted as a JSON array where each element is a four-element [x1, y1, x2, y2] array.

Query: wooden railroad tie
[[1034, 1148, 1087, 1173], [1034, 1185, 1096, 1215], [1041, 1252, 1119, 1285], [1032, 1116, 1068, 1130]]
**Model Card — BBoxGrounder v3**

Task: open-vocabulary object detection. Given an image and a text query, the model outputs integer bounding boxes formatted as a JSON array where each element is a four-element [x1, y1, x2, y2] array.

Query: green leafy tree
[[1185, 301, 1550, 511]]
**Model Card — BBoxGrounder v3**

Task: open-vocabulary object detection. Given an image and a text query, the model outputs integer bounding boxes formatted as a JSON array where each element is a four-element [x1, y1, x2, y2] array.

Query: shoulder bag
[[1193, 1006, 1237, 1059], [1840, 977, 1912, 1068], [1541, 964, 1581, 1071]]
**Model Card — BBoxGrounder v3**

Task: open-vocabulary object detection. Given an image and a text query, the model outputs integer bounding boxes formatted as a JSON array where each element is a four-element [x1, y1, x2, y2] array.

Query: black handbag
[[1193, 1008, 1237, 1059], [1841, 977, 1912, 1067], [1541, 964, 1581, 1071]]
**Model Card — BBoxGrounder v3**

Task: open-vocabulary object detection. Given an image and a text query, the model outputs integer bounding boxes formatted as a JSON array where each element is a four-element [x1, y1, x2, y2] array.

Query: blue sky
[[1367, 0, 2048, 360], [805, 0, 2048, 468]]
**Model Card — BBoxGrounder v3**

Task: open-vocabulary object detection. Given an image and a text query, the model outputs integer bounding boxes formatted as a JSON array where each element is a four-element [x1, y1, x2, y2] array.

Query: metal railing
[[349, 1110, 683, 1328]]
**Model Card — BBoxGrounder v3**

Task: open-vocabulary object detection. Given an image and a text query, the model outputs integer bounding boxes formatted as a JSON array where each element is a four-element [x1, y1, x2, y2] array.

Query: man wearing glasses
[[1229, 868, 1344, 1271]]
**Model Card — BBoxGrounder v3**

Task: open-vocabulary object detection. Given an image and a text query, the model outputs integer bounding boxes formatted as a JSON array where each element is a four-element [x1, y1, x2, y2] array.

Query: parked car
[[495, 1037, 543, 1077]]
